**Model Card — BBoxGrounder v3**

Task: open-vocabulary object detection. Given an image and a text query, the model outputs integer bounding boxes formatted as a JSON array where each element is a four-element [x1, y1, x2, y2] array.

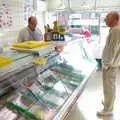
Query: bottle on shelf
[[44, 26, 52, 41]]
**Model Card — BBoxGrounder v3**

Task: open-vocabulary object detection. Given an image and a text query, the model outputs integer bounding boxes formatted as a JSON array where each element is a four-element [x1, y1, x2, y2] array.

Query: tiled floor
[[65, 70, 120, 120]]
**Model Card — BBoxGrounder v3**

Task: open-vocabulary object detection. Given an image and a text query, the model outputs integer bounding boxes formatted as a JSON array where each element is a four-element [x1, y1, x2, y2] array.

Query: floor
[[65, 70, 120, 120]]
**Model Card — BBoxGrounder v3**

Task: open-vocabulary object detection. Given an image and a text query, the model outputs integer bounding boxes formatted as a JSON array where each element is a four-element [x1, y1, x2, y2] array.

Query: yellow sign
[[12, 41, 50, 49], [0, 57, 13, 68]]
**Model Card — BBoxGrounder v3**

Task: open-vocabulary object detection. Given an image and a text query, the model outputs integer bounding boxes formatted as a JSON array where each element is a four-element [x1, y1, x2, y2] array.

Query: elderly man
[[18, 16, 43, 42], [97, 11, 120, 117]]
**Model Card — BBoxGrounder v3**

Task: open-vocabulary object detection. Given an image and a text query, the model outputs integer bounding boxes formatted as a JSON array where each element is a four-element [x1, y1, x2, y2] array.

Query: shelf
[[0, 39, 96, 120]]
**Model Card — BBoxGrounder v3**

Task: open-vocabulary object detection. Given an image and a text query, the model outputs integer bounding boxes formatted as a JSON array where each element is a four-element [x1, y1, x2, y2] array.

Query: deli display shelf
[[0, 39, 96, 120]]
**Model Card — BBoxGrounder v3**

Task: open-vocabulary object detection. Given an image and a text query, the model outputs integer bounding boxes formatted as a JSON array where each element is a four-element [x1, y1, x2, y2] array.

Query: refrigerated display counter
[[0, 39, 96, 120]]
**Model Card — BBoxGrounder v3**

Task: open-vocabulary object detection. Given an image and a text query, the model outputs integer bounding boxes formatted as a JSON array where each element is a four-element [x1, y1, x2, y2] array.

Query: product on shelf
[[0, 107, 18, 120], [0, 56, 13, 68], [7, 92, 33, 110], [5, 101, 39, 120], [12, 41, 50, 49], [51, 66, 85, 81], [53, 21, 59, 33], [32, 58, 47, 65], [21, 83, 58, 108]]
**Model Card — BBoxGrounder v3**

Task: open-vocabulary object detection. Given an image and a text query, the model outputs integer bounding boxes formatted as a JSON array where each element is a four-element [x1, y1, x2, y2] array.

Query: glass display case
[[0, 38, 96, 120]]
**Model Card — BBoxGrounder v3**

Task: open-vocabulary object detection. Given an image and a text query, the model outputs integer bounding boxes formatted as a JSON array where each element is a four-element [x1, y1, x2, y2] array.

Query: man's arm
[[17, 28, 30, 42], [17, 30, 24, 43], [39, 29, 43, 40]]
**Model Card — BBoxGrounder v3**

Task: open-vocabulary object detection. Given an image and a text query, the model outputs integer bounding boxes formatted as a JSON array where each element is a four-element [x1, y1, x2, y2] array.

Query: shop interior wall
[[0, 0, 24, 46], [0, 0, 46, 47]]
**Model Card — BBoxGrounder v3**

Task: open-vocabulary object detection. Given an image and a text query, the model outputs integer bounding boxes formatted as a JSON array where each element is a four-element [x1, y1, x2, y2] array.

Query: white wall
[[35, 0, 47, 33], [0, 29, 21, 46], [0, 0, 47, 47], [0, 0, 24, 46]]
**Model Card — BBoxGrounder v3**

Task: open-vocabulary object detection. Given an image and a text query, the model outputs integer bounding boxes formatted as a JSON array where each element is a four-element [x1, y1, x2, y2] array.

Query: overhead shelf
[[47, 0, 120, 11]]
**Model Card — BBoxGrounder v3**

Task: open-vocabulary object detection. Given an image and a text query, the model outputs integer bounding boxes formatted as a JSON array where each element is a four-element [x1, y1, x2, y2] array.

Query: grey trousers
[[103, 67, 117, 112]]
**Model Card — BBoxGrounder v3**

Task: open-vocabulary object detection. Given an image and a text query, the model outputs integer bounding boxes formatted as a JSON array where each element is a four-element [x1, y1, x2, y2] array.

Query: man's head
[[104, 11, 120, 28], [28, 16, 37, 31]]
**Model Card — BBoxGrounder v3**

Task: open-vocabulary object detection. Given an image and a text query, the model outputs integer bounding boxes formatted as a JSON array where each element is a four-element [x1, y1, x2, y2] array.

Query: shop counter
[[0, 39, 96, 120]]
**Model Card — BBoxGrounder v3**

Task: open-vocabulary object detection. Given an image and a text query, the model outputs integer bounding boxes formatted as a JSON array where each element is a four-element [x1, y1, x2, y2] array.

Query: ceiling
[[47, 0, 120, 11]]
